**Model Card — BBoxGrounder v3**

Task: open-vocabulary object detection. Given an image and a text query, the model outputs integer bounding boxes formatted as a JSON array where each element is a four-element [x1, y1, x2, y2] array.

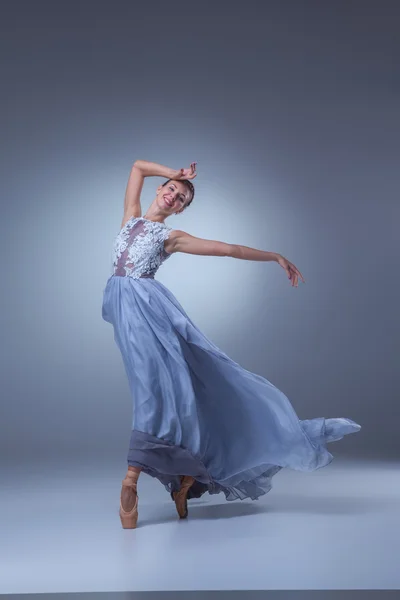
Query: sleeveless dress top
[[112, 216, 172, 278]]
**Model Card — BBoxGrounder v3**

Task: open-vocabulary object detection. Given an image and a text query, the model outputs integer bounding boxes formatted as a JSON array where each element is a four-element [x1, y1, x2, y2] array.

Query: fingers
[[290, 263, 305, 284], [280, 257, 304, 287], [293, 264, 305, 282], [288, 265, 300, 287], [296, 269, 305, 283], [180, 162, 197, 180], [288, 269, 294, 286]]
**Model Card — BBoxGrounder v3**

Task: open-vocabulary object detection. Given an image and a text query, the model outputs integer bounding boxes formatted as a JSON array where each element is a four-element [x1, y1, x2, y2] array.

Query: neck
[[143, 208, 168, 223]]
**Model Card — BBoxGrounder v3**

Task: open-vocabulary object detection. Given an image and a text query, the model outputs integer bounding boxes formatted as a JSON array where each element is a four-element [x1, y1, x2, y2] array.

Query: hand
[[276, 254, 305, 288], [173, 162, 197, 180]]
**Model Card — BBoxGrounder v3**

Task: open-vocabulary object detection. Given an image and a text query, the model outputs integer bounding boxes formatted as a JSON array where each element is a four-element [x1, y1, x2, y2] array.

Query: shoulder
[[163, 228, 188, 255]]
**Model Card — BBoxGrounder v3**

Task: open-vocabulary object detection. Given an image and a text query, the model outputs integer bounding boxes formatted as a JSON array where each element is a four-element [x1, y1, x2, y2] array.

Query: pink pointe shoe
[[119, 472, 139, 529]]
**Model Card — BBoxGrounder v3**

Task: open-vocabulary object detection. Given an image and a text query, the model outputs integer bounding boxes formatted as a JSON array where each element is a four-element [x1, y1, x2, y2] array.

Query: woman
[[102, 159, 361, 529]]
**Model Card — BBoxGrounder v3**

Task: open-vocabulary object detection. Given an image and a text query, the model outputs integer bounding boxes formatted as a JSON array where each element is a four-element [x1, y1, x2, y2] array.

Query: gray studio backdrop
[[1, 1, 398, 466]]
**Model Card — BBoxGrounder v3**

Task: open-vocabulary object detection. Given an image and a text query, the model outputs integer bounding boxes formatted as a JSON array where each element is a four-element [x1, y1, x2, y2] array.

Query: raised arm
[[121, 160, 180, 229], [166, 230, 305, 287], [121, 165, 144, 226]]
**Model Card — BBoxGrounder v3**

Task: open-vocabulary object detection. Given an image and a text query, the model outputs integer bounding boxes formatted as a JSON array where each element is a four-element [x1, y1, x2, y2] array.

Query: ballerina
[[102, 159, 361, 529]]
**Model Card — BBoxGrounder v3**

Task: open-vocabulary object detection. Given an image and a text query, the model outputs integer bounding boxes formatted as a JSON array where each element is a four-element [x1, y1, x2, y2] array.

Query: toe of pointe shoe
[[119, 497, 139, 529], [173, 490, 189, 519], [172, 476, 195, 519], [119, 507, 138, 529]]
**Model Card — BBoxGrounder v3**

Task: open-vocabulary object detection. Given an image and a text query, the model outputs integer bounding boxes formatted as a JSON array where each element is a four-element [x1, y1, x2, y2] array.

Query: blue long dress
[[102, 216, 361, 501]]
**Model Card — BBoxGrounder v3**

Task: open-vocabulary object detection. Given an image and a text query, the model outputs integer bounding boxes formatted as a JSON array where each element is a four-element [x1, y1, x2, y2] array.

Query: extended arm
[[166, 230, 305, 287], [167, 230, 279, 262]]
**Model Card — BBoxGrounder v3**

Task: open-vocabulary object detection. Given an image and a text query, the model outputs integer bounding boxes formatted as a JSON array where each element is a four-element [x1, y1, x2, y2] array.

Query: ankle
[[124, 467, 140, 487], [128, 465, 141, 474]]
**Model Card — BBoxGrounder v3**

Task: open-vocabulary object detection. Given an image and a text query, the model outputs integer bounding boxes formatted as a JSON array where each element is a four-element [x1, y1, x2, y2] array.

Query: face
[[157, 180, 191, 215]]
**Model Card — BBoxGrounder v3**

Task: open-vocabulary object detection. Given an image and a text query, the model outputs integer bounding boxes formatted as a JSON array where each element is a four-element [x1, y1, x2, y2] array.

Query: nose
[[165, 194, 177, 205]]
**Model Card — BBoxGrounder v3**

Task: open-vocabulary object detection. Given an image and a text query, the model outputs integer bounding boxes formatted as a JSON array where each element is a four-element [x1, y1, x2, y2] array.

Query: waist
[[111, 273, 155, 280]]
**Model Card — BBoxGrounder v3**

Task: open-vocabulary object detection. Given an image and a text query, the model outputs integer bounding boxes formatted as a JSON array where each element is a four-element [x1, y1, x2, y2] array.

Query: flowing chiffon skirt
[[102, 274, 361, 501]]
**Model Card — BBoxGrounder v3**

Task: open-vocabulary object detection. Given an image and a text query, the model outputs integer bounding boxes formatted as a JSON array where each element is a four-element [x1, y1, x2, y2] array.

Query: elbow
[[133, 159, 144, 170]]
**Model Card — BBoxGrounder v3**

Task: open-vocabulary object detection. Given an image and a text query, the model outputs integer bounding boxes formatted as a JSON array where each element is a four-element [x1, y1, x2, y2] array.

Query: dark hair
[[162, 179, 195, 208]]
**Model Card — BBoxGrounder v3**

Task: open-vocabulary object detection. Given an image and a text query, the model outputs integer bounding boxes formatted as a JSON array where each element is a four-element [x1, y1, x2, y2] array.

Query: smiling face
[[156, 180, 193, 216]]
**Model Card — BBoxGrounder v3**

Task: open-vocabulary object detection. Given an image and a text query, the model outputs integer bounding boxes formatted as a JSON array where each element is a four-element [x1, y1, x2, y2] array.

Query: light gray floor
[[1, 458, 399, 593]]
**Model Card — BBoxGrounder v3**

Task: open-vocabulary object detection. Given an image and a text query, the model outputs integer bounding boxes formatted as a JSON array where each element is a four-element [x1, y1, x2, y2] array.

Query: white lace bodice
[[112, 217, 173, 278]]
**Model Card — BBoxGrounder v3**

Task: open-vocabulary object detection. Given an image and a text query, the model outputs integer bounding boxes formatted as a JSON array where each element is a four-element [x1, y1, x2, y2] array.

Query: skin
[[119, 159, 305, 512]]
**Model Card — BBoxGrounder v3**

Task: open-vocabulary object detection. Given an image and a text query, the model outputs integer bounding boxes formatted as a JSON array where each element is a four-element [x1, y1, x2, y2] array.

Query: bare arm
[[134, 159, 179, 179], [166, 230, 279, 262], [122, 165, 144, 224], [167, 230, 305, 287]]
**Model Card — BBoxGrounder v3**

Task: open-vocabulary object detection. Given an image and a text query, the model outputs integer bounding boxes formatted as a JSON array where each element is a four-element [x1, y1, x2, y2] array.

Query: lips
[[164, 197, 173, 207]]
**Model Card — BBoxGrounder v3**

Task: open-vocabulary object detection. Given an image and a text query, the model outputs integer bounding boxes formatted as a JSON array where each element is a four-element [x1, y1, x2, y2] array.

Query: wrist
[[168, 167, 180, 179]]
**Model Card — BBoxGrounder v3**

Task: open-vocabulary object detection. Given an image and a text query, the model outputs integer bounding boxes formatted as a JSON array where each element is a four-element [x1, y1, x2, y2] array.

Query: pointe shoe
[[119, 472, 139, 529], [173, 475, 195, 519]]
